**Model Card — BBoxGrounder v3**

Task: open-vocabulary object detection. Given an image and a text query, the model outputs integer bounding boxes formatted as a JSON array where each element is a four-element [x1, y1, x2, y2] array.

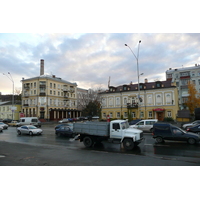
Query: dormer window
[[156, 81, 162, 88]]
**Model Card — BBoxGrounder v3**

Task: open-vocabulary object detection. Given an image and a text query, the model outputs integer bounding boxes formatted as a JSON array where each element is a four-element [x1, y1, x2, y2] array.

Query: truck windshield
[[121, 121, 129, 129]]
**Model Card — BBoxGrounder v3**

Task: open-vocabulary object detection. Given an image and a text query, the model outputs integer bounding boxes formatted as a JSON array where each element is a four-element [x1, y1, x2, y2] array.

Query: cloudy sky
[[1, 1, 200, 95]]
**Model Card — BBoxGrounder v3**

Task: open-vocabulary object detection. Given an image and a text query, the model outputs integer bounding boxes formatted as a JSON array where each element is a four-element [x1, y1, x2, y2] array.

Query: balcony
[[24, 94, 29, 98], [24, 86, 30, 90], [127, 103, 138, 109], [39, 92, 46, 96], [23, 104, 29, 107], [39, 84, 46, 88]]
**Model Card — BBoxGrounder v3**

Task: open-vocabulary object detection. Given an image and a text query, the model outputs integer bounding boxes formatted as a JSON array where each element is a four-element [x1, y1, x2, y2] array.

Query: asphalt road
[[1, 124, 200, 165]]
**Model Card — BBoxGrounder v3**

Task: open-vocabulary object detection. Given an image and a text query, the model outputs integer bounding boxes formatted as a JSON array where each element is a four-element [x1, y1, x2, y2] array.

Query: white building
[[166, 64, 200, 109]]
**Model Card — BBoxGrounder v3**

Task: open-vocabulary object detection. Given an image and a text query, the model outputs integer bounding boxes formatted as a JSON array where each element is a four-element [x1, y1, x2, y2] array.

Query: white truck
[[73, 120, 144, 150]]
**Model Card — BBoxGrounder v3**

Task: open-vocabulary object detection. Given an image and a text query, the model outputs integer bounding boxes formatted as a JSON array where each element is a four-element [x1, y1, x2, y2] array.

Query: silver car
[[17, 125, 43, 136], [0, 122, 8, 129]]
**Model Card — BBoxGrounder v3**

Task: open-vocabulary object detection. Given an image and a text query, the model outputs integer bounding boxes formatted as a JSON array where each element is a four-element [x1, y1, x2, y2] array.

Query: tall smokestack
[[40, 59, 44, 75]]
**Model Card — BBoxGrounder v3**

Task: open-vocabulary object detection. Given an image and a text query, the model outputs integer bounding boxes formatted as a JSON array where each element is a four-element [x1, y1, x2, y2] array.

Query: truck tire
[[156, 137, 163, 143], [83, 136, 94, 148], [187, 138, 196, 145], [123, 138, 134, 150]]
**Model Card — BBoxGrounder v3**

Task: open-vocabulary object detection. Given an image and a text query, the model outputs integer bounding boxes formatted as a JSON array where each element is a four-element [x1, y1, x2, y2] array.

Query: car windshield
[[121, 121, 129, 129], [29, 126, 37, 129]]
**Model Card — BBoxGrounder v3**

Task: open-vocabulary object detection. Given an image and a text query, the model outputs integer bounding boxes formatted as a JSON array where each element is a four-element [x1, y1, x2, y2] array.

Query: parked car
[[78, 116, 88, 121], [17, 125, 43, 136], [130, 119, 158, 132], [8, 120, 19, 127], [0, 122, 8, 129], [58, 118, 69, 123], [152, 123, 200, 144], [55, 123, 73, 130], [0, 126, 3, 132], [182, 120, 200, 129], [129, 119, 141, 125], [2, 119, 12, 124], [55, 126, 75, 137], [186, 125, 200, 135]]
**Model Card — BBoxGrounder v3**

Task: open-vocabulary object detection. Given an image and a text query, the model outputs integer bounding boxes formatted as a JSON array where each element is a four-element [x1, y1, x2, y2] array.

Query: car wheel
[[187, 138, 196, 145], [17, 130, 21, 135], [123, 138, 134, 150], [156, 137, 163, 143], [29, 131, 33, 136], [83, 136, 94, 148]]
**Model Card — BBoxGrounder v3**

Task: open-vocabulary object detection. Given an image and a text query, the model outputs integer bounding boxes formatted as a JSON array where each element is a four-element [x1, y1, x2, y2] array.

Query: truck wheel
[[123, 138, 134, 150], [83, 136, 94, 148], [187, 138, 196, 145], [156, 137, 163, 143]]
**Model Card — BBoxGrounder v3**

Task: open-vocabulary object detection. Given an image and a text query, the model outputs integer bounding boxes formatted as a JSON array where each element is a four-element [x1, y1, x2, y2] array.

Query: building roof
[[21, 74, 77, 86], [166, 64, 200, 74], [100, 80, 176, 94]]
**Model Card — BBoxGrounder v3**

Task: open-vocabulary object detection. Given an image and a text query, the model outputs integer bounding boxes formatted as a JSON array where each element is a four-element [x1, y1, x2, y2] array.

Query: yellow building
[[0, 101, 21, 120], [21, 60, 80, 121], [100, 79, 179, 121]]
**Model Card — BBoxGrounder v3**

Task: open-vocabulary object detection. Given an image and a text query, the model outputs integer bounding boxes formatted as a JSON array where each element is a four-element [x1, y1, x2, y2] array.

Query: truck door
[[135, 121, 145, 131], [110, 123, 122, 139]]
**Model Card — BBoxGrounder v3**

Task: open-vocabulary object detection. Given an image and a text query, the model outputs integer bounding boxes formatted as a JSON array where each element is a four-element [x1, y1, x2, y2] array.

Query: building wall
[[21, 75, 79, 120], [0, 103, 21, 120], [100, 86, 179, 121]]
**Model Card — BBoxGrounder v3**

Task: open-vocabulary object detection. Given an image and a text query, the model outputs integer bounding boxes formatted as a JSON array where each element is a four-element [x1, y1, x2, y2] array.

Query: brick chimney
[[40, 59, 44, 75]]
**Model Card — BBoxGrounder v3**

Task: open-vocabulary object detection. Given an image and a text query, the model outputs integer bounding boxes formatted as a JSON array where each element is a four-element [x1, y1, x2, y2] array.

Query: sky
[[0, 1, 200, 97], [1, 33, 200, 95]]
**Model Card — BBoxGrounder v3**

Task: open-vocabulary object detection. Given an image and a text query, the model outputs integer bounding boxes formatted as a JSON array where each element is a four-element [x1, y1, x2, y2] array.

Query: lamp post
[[125, 40, 142, 118], [3, 72, 14, 120]]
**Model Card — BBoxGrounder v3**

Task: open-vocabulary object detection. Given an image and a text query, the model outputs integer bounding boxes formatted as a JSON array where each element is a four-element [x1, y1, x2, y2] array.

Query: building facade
[[166, 64, 200, 109], [0, 101, 21, 120], [100, 79, 179, 121], [21, 60, 81, 121]]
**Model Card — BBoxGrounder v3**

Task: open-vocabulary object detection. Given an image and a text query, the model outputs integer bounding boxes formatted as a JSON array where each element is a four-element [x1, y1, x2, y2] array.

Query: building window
[[124, 98, 127, 105], [109, 98, 113, 106], [192, 80, 196, 85], [117, 112, 120, 118], [166, 94, 171, 103], [156, 94, 162, 103], [140, 112, 144, 118], [34, 82, 36, 87], [50, 83, 52, 88], [103, 113, 106, 118], [34, 90, 36, 94], [54, 83, 56, 89], [124, 112, 127, 118], [132, 112, 136, 118], [58, 92, 60, 96], [116, 97, 120, 105], [109, 113, 113, 118], [50, 90, 52, 95], [167, 111, 172, 117], [54, 91, 56, 95], [148, 111, 153, 118], [147, 95, 152, 104]]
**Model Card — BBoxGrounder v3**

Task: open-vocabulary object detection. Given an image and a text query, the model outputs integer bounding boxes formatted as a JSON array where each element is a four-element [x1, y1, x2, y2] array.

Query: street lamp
[[3, 72, 14, 120], [125, 40, 142, 118]]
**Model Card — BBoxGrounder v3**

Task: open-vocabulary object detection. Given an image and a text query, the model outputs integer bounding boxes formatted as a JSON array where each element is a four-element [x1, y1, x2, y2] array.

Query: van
[[130, 119, 158, 132], [152, 123, 200, 144], [18, 117, 41, 127]]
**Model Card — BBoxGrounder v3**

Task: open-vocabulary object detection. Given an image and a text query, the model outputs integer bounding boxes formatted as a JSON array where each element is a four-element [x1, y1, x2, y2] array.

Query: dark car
[[55, 123, 73, 130], [55, 126, 75, 137], [3, 119, 12, 124], [186, 125, 200, 135], [152, 123, 200, 144], [129, 119, 141, 125]]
